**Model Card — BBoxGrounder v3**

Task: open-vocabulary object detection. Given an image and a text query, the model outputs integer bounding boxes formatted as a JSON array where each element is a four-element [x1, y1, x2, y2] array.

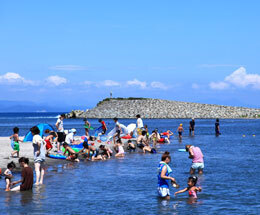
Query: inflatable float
[[48, 154, 67, 160]]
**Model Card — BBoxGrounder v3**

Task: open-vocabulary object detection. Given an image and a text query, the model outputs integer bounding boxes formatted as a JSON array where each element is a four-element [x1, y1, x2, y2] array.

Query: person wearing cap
[[177, 124, 184, 140], [189, 118, 195, 136], [65, 128, 79, 145], [185, 145, 204, 175]]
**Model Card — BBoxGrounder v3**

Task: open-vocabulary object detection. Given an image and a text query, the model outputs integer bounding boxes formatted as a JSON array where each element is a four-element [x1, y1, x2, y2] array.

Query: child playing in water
[[174, 176, 202, 198], [99, 145, 113, 159], [115, 138, 125, 157], [177, 124, 184, 140], [10, 127, 23, 158], [127, 140, 136, 152], [63, 143, 79, 162], [4, 161, 16, 191], [44, 129, 57, 155]]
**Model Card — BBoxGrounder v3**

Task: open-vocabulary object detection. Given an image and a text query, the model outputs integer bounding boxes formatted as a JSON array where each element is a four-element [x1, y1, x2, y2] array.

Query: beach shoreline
[[0, 136, 134, 171]]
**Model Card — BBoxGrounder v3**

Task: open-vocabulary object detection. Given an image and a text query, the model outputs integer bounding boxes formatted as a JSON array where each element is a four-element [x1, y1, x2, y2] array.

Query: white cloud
[[46, 76, 67, 86], [209, 81, 229, 90], [191, 83, 200, 89], [225, 67, 260, 89], [0, 72, 36, 85], [102, 80, 120, 87], [150, 81, 168, 90], [49, 65, 88, 71], [127, 79, 147, 89]]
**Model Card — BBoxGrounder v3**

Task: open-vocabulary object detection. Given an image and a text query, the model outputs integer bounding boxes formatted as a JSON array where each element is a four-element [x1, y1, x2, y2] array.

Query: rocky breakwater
[[67, 98, 260, 119]]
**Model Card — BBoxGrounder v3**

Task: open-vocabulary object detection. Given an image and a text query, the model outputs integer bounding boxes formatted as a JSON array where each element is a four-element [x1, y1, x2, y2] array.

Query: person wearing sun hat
[[65, 128, 78, 145], [177, 124, 184, 140]]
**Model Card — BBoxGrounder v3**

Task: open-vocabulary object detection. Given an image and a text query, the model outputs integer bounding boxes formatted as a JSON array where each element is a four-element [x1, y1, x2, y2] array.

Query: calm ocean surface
[[0, 113, 260, 214]]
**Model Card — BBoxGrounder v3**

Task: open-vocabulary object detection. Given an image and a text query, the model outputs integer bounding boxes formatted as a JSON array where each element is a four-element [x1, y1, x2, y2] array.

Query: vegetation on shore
[[97, 97, 148, 107]]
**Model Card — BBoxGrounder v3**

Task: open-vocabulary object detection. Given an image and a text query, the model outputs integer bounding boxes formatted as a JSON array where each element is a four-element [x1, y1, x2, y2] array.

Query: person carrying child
[[63, 143, 79, 162], [174, 176, 202, 200], [10, 127, 23, 158], [4, 161, 16, 191]]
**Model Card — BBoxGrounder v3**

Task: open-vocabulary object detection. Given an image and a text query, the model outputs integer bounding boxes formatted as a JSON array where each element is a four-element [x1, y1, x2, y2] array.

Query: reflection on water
[[0, 119, 260, 214]]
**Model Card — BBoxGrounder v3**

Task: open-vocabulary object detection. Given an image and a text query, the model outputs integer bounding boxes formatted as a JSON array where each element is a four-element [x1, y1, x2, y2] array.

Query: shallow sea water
[[0, 114, 260, 214]]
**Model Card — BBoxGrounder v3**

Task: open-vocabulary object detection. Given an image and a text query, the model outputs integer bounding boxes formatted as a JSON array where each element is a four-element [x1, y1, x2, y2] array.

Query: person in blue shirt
[[157, 151, 177, 200]]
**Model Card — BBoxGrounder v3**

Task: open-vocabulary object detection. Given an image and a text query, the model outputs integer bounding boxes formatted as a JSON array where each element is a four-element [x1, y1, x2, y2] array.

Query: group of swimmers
[[3, 114, 212, 196]]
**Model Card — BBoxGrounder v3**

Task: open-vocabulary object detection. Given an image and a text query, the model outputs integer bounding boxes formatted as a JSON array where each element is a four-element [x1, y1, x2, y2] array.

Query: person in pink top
[[185, 145, 204, 174]]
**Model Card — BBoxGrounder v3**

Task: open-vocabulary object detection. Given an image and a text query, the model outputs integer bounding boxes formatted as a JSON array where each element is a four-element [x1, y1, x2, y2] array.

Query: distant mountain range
[[0, 100, 88, 112]]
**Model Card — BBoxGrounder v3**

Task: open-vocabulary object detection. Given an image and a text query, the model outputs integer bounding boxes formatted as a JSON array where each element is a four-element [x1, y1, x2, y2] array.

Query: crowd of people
[[4, 115, 219, 201]]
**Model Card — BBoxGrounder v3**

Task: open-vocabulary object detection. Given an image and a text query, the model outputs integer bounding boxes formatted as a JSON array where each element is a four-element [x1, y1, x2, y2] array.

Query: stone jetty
[[67, 98, 260, 119]]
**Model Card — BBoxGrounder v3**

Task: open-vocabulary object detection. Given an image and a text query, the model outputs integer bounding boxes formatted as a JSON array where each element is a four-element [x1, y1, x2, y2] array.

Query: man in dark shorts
[[215, 118, 220, 136], [189, 118, 195, 136], [98, 119, 107, 134], [11, 157, 33, 191], [56, 114, 66, 152]]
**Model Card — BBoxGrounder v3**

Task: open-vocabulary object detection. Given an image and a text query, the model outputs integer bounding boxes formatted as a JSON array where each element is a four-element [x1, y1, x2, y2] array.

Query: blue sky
[[0, 0, 260, 111]]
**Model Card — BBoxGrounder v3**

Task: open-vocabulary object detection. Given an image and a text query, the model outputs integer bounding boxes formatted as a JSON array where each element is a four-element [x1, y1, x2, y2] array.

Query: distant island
[[66, 97, 260, 119]]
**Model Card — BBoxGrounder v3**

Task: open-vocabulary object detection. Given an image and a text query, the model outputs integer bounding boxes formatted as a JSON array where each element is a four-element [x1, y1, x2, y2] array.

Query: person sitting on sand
[[174, 176, 202, 199], [10, 127, 23, 158], [11, 157, 33, 191], [99, 145, 113, 159], [44, 129, 57, 155], [4, 161, 16, 191], [177, 124, 184, 140], [63, 143, 79, 162], [185, 145, 204, 175], [127, 140, 136, 152], [115, 138, 125, 157]]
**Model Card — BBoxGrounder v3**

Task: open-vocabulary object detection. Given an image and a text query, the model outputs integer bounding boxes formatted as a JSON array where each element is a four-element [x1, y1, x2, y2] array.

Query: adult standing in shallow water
[[157, 151, 177, 200], [215, 118, 220, 136], [185, 145, 204, 175], [189, 118, 195, 136], [11, 157, 33, 191], [56, 114, 66, 153], [31, 126, 46, 185]]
